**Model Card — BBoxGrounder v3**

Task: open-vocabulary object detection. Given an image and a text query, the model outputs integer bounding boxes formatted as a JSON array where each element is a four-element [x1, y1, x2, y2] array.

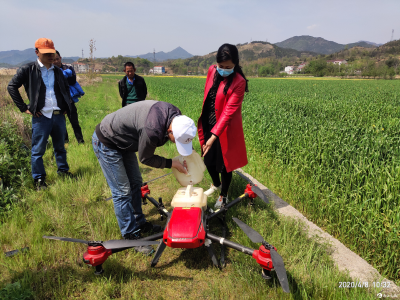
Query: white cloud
[[307, 24, 319, 30]]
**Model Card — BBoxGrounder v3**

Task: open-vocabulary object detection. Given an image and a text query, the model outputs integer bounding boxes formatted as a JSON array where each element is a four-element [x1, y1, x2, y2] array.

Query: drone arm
[[140, 231, 164, 241], [207, 194, 249, 220], [206, 233, 254, 256], [144, 194, 169, 217]]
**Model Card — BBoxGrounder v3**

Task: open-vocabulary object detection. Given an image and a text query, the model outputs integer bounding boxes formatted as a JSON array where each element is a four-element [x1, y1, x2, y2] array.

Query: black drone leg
[[205, 239, 219, 268], [151, 241, 167, 267], [262, 269, 272, 280], [220, 214, 227, 268], [94, 264, 104, 275]]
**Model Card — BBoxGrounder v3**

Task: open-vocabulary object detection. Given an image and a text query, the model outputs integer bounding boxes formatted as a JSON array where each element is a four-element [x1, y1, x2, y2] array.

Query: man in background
[[119, 62, 147, 107], [53, 51, 85, 144], [7, 38, 74, 190]]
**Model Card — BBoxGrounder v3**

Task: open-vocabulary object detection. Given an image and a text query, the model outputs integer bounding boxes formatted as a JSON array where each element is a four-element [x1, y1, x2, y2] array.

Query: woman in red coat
[[198, 43, 249, 208]]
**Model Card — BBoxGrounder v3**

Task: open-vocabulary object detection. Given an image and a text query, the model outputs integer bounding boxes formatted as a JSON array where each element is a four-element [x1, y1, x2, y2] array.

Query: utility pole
[[390, 29, 394, 42], [82, 49, 84, 59], [153, 48, 156, 76]]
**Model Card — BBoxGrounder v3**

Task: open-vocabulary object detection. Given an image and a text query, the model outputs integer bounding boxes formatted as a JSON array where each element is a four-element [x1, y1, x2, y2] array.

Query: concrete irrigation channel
[[237, 168, 400, 298]]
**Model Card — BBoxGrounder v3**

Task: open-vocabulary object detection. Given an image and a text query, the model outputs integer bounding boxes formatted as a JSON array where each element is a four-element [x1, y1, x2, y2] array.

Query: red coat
[[198, 65, 248, 172]]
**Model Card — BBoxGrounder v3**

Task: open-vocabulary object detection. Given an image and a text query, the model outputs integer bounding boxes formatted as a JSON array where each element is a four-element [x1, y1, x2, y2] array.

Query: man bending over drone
[[92, 100, 196, 255]]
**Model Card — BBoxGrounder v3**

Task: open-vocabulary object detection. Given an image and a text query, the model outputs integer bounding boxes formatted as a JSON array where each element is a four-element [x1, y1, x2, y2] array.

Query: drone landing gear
[[261, 269, 272, 280], [151, 241, 166, 267], [216, 213, 227, 268], [95, 264, 104, 275], [205, 239, 219, 268]]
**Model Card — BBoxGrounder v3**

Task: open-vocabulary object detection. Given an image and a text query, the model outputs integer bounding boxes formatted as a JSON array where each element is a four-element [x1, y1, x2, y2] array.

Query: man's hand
[[202, 134, 217, 157], [25, 110, 42, 117], [172, 159, 188, 174]]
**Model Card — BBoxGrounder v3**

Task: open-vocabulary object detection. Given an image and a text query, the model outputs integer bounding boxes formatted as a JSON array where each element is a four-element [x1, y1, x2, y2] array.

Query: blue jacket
[[62, 68, 84, 103]]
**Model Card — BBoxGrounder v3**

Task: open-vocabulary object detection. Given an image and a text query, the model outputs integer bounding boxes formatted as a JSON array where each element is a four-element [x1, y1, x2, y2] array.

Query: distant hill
[[0, 48, 79, 66], [0, 49, 38, 65], [359, 40, 383, 47], [62, 58, 79, 64], [275, 36, 376, 55], [184, 41, 317, 65], [332, 39, 400, 60], [0, 62, 15, 68], [128, 46, 193, 62], [371, 39, 400, 56], [163, 41, 318, 76]]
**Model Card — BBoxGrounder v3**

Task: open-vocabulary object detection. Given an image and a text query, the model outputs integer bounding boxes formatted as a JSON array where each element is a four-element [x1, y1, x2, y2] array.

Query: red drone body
[[163, 207, 206, 248]]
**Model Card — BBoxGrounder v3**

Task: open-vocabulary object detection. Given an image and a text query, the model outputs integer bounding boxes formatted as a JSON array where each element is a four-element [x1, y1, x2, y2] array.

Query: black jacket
[[118, 74, 147, 107], [7, 61, 72, 115]]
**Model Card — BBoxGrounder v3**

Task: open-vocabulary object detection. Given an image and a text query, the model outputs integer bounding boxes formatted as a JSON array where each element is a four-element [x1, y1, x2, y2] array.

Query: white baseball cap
[[172, 115, 197, 156]]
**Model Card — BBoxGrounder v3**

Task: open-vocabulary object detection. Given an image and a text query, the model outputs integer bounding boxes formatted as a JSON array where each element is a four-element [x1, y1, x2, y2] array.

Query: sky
[[1, 0, 399, 58]]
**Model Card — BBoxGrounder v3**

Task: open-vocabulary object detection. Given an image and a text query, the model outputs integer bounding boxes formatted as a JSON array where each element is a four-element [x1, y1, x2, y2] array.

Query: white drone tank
[[171, 185, 208, 211], [171, 150, 206, 186], [171, 150, 207, 210]]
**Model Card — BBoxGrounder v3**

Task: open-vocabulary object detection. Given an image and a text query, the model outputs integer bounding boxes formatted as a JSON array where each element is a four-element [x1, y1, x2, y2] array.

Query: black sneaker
[[57, 171, 77, 179], [34, 178, 47, 191], [77, 140, 85, 144], [140, 221, 162, 234], [124, 232, 154, 256]]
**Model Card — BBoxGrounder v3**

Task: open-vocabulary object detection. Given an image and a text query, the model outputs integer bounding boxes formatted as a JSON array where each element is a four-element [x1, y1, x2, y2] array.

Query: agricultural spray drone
[[43, 171, 290, 294]]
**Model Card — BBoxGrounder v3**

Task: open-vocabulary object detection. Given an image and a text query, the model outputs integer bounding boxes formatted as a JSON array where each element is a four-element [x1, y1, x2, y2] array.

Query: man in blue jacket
[[54, 51, 84, 144], [7, 38, 75, 190]]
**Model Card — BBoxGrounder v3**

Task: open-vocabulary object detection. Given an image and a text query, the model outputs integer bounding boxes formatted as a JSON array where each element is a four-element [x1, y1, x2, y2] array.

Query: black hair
[[56, 50, 61, 57], [124, 62, 135, 69], [213, 43, 249, 95], [35, 48, 38, 52]]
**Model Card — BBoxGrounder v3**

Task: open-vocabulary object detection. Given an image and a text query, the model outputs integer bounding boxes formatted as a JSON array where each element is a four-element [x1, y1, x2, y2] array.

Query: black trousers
[[65, 102, 84, 143], [206, 165, 232, 197]]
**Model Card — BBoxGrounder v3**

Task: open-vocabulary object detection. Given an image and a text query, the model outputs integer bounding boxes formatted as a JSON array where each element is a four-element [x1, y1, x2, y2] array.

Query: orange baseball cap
[[34, 38, 56, 54]]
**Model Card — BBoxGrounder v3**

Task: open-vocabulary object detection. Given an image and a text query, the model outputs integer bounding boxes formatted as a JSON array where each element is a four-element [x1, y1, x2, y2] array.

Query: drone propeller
[[234, 171, 269, 204], [232, 218, 264, 243], [235, 170, 253, 184], [43, 236, 159, 250], [232, 218, 289, 293]]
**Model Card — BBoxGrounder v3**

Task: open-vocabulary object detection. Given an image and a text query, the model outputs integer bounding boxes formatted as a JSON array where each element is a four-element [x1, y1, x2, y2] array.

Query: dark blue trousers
[[31, 113, 69, 179]]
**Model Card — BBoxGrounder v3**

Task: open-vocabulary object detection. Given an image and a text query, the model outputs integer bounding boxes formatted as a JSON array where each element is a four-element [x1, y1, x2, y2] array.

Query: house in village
[[284, 66, 295, 75], [153, 66, 165, 74], [326, 59, 347, 65], [296, 62, 307, 73], [284, 63, 308, 74], [72, 62, 89, 73]]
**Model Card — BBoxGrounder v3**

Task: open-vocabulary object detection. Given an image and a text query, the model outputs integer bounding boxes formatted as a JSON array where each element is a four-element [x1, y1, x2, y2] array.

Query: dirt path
[[237, 168, 400, 298]]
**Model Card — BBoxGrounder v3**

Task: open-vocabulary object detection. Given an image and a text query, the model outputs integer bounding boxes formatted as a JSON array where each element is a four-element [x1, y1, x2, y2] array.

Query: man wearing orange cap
[[8, 38, 74, 190]]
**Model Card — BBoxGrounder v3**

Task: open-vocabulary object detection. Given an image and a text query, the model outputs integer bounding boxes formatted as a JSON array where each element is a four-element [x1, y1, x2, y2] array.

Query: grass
[[0, 75, 382, 299]]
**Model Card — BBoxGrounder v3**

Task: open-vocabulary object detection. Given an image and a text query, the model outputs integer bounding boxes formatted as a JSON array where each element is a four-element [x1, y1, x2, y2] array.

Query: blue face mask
[[217, 66, 235, 77]]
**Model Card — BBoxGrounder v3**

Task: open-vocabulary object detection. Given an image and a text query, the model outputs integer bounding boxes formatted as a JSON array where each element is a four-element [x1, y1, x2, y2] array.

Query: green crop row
[[145, 77, 400, 283]]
